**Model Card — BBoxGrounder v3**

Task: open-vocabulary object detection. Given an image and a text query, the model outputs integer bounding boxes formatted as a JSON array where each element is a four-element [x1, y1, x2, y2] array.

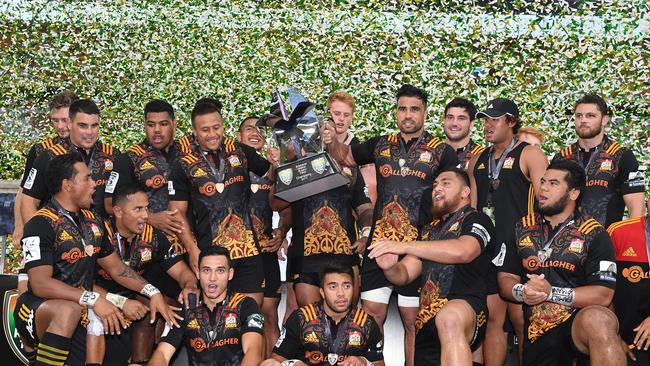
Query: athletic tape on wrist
[[140, 284, 160, 298], [547, 286, 574, 306], [79, 291, 100, 307], [106, 293, 128, 309], [512, 283, 525, 302]]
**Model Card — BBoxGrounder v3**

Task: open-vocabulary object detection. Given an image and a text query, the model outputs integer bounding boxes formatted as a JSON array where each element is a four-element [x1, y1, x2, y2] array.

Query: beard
[[539, 191, 570, 216], [432, 197, 458, 218], [576, 124, 603, 139], [445, 128, 470, 142]]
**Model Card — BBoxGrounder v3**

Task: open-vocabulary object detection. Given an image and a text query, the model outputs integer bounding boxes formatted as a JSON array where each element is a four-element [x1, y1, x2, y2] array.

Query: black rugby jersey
[[351, 132, 459, 273], [22, 138, 119, 218], [168, 135, 269, 259], [455, 140, 485, 171], [248, 172, 274, 245], [160, 292, 264, 366], [500, 212, 616, 343], [416, 205, 494, 332], [274, 302, 383, 365], [474, 141, 535, 254], [21, 201, 113, 291], [21, 136, 66, 184], [95, 220, 182, 296], [608, 217, 650, 348], [106, 139, 182, 213], [291, 166, 370, 272], [552, 135, 644, 228]]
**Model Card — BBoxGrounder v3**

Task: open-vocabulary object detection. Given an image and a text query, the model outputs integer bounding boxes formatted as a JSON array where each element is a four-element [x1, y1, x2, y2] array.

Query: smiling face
[[237, 118, 265, 151], [50, 107, 71, 139], [192, 111, 225, 152], [69, 112, 100, 150], [443, 107, 473, 143], [431, 171, 470, 217], [396, 96, 426, 138], [198, 254, 233, 301], [145, 111, 176, 150], [320, 272, 354, 316], [113, 191, 149, 238]]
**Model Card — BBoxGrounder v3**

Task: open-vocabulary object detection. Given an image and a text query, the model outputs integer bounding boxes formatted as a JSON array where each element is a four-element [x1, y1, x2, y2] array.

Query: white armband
[[106, 293, 128, 309], [79, 291, 100, 307], [18, 273, 28, 282], [140, 284, 160, 298]]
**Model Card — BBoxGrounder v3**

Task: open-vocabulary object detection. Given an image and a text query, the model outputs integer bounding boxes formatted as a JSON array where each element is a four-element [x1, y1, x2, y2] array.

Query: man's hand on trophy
[[266, 144, 281, 166], [321, 123, 336, 145]]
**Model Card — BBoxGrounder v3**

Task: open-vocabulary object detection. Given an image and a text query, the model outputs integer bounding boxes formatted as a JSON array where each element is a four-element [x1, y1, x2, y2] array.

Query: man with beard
[[368, 167, 494, 366], [497, 160, 624, 365], [261, 262, 384, 366], [323, 84, 459, 366], [551, 93, 644, 228], [15, 154, 180, 366], [607, 197, 650, 363], [104, 99, 185, 237], [442, 98, 485, 170], [168, 101, 273, 305], [14, 90, 79, 248], [237, 116, 291, 355], [149, 246, 265, 366], [21, 99, 119, 219], [468, 98, 548, 366]]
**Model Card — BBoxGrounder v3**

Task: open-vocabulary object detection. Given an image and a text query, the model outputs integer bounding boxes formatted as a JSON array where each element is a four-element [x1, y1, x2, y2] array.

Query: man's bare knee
[[573, 306, 619, 351], [41, 301, 81, 335]]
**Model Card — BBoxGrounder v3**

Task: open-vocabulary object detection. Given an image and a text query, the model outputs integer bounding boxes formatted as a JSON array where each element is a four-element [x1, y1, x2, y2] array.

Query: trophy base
[[274, 152, 349, 202]]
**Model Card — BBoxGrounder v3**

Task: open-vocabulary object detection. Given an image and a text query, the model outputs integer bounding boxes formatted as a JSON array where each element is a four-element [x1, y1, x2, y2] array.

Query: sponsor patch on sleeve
[[105, 171, 119, 193], [22, 236, 41, 263], [24, 168, 37, 190], [247, 313, 264, 329], [627, 171, 645, 188], [471, 223, 491, 247]]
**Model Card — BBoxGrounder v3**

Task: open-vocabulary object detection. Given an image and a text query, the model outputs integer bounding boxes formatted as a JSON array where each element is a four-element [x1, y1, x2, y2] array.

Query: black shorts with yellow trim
[[523, 313, 583, 366], [231, 254, 265, 294], [262, 252, 282, 298], [414, 296, 488, 366], [14, 291, 45, 345]]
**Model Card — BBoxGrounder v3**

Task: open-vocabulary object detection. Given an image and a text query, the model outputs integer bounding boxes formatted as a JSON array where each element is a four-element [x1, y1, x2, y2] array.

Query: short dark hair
[[437, 166, 471, 187], [144, 99, 175, 120], [47, 153, 84, 195], [199, 246, 232, 268], [238, 116, 260, 132], [396, 84, 428, 106], [191, 102, 222, 126], [195, 97, 223, 113], [49, 90, 78, 111], [575, 93, 608, 116], [507, 115, 522, 134], [69, 99, 100, 120], [319, 262, 354, 288], [546, 160, 586, 204], [444, 98, 477, 122], [112, 186, 146, 207]]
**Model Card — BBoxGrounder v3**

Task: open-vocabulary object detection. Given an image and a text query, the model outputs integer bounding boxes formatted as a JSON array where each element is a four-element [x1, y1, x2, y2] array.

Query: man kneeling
[[261, 263, 384, 366], [368, 167, 495, 366]]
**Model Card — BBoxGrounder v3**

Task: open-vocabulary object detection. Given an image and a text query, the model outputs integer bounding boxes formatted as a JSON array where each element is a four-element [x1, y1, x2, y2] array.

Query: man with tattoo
[[14, 154, 180, 366]]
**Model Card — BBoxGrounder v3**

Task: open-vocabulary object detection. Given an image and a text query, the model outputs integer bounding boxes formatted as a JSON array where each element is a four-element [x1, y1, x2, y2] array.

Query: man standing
[[15, 154, 179, 366], [168, 101, 273, 304], [149, 246, 265, 366], [607, 197, 650, 363], [21, 99, 119, 219], [497, 160, 624, 365], [261, 263, 384, 366], [552, 93, 645, 228], [104, 99, 184, 236], [13, 90, 78, 247], [369, 167, 494, 365], [442, 98, 485, 170], [468, 98, 548, 365], [238, 115, 291, 354], [324, 84, 459, 366]]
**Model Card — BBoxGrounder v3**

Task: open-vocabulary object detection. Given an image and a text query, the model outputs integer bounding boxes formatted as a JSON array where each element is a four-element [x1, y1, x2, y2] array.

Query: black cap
[[476, 98, 519, 119]]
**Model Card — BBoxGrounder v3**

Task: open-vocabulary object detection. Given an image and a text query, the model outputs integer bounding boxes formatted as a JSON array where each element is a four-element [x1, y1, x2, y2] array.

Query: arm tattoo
[[116, 262, 148, 285]]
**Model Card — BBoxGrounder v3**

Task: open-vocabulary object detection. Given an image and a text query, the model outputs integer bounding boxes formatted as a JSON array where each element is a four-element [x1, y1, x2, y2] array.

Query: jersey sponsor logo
[[140, 248, 152, 262], [61, 246, 100, 264], [586, 179, 609, 188], [59, 230, 73, 241], [599, 260, 617, 273], [199, 182, 217, 196], [378, 164, 426, 179], [187, 319, 200, 329], [140, 160, 155, 171], [227, 155, 241, 167], [622, 247, 637, 257], [305, 351, 347, 364], [24, 168, 37, 190], [503, 157, 515, 169], [519, 236, 534, 247], [189, 336, 239, 351], [622, 265, 650, 283], [3, 290, 30, 364], [106, 171, 119, 193], [146, 174, 166, 189], [599, 159, 612, 171], [348, 331, 362, 346], [104, 159, 113, 171], [569, 239, 584, 253], [627, 170, 645, 187], [304, 331, 319, 343], [379, 148, 390, 157], [225, 313, 237, 329], [192, 168, 207, 178], [95, 179, 107, 187], [247, 313, 264, 329], [419, 151, 432, 163], [470, 223, 491, 247], [523, 256, 576, 272], [22, 236, 41, 263]]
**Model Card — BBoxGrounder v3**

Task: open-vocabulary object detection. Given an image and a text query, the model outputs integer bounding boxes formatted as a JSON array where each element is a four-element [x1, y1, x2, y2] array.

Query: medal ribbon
[[577, 138, 606, 172], [322, 310, 352, 357], [537, 215, 575, 262], [429, 206, 471, 241]]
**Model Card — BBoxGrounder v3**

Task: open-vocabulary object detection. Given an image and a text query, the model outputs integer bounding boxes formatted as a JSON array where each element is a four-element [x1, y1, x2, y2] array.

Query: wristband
[[281, 360, 300, 366], [140, 284, 161, 298], [79, 291, 100, 307], [547, 286, 575, 306], [360, 226, 371, 238], [512, 283, 525, 302], [106, 293, 128, 309], [18, 273, 28, 282]]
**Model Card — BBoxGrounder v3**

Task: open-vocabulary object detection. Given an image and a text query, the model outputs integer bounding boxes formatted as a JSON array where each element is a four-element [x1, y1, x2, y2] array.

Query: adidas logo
[[192, 168, 207, 178], [60, 230, 73, 241], [140, 160, 154, 170], [623, 247, 637, 257], [304, 332, 319, 343], [477, 163, 485, 169], [187, 319, 200, 329], [519, 236, 533, 246]]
